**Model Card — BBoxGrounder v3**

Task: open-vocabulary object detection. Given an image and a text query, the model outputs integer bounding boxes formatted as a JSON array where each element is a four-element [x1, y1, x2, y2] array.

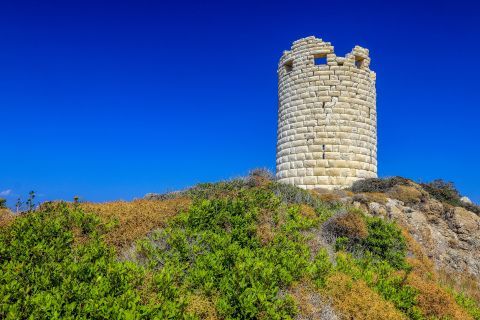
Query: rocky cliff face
[[334, 178, 480, 284]]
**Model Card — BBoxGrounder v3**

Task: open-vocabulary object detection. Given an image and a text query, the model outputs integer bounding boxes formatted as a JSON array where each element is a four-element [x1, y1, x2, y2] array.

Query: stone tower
[[276, 36, 377, 189]]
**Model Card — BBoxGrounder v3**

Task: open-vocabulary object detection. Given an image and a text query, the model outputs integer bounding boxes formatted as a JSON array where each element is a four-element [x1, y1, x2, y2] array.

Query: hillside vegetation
[[0, 171, 479, 319]]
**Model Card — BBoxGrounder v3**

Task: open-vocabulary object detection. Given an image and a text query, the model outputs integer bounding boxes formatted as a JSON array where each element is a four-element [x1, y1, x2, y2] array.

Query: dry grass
[[400, 226, 475, 319], [324, 273, 407, 320], [401, 227, 435, 277], [362, 192, 388, 204], [290, 280, 339, 320], [317, 192, 342, 204], [186, 293, 219, 320], [299, 204, 317, 219], [0, 208, 15, 228], [388, 185, 423, 204], [407, 273, 473, 320], [438, 270, 480, 305], [323, 209, 368, 241], [79, 198, 191, 249], [256, 208, 276, 244]]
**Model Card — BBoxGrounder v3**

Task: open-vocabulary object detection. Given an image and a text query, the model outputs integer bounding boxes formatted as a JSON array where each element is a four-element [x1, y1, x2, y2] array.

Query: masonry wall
[[276, 36, 377, 189]]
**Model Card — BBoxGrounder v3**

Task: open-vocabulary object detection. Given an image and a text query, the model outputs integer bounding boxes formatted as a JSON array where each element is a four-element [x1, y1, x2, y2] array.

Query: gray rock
[[461, 196, 473, 205]]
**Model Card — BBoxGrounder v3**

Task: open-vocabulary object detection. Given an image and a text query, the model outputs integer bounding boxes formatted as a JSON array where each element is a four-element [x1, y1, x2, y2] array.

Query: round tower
[[276, 36, 377, 189]]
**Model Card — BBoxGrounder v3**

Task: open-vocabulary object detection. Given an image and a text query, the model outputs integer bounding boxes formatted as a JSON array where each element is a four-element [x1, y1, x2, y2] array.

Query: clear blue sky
[[1, 0, 479, 205]]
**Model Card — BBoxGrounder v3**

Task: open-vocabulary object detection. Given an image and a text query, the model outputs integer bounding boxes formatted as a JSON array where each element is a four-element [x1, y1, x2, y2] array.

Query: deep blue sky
[[1, 0, 479, 205]]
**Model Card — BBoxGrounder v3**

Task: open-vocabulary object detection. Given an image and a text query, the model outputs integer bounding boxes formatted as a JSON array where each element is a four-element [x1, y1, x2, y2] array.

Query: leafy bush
[[350, 177, 412, 193], [422, 179, 480, 214], [136, 189, 314, 319], [323, 209, 368, 243], [362, 216, 408, 269], [454, 292, 480, 320], [0, 203, 163, 319], [271, 182, 338, 222], [335, 253, 422, 319], [1, 174, 474, 320], [421, 179, 462, 206], [0, 198, 6, 209], [326, 210, 408, 270], [324, 272, 408, 320], [246, 168, 274, 187]]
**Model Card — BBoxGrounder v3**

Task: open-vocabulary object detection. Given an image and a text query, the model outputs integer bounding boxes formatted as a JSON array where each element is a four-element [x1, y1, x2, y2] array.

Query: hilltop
[[0, 170, 479, 319]]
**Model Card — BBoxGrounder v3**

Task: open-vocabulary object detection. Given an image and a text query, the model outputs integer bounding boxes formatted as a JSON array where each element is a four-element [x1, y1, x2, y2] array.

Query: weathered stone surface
[[379, 197, 480, 281], [276, 36, 377, 189]]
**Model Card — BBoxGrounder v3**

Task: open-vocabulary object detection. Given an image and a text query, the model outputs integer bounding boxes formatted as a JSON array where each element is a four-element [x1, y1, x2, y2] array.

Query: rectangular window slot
[[314, 53, 327, 65], [284, 60, 293, 73]]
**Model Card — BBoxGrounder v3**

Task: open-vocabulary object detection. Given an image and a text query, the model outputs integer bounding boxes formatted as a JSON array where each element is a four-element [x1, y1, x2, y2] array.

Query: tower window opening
[[355, 57, 364, 69], [314, 53, 327, 65], [284, 60, 293, 73]]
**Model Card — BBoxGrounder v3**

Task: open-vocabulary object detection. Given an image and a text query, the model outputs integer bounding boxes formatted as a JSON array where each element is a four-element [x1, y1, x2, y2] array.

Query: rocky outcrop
[[350, 192, 480, 281]]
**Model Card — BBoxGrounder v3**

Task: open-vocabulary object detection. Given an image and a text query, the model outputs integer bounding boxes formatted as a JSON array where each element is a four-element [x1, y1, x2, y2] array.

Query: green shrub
[[362, 216, 408, 269], [0, 198, 6, 209], [323, 209, 369, 243], [453, 291, 480, 320], [421, 179, 462, 206], [335, 253, 422, 319], [421, 179, 480, 215], [350, 177, 412, 193], [0, 203, 165, 319], [271, 182, 338, 221], [136, 189, 315, 319], [328, 211, 408, 270], [309, 249, 333, 287]]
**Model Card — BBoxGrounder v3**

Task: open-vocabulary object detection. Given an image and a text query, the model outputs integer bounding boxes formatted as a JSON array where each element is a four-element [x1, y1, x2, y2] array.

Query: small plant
[[15, 197, 22, 214], [26, 190, 35, 211], [421, 179, 461, 206], [362, 216, 408, 269], [246, 168, 274, 187], [323, 209, 369, 243]]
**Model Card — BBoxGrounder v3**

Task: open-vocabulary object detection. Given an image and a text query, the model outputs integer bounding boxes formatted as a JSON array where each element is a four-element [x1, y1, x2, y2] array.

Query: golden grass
[[438, 270, 480, 305], [401, 226, 475, 319], [0, 208, 14, 228], [317, 192, 342, 204], [325, 209, 368, 240], [324, 273, 407, 320], [299, 204, 317, 219], [185, 293, 219, 320], [256, 208, 276, 244], [289, 280, 327, 319], [407, 273, 473, 320], [79, 198, 191, 249], [388, 185, 423, 204], [362, 192, 388, 204], [401, 227, 436, 277]]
